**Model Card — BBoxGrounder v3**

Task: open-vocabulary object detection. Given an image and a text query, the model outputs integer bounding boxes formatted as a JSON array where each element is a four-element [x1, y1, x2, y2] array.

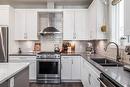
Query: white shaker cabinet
[[15, 9, 38, 40], [63, 9, 89, 40], [26, 10, 38, 40], [61, 56, 81, 81], [124, 0, 130, 35], [75, 10, 90, 40], [15, 10, 26, 40], [0, 6, 9, 25], [9, 56, 36, 81], [61, 57, 72, 80], [81, 58, 89, 87], [71, 56, 81, 80], [63, 10, 75, 40], [81, 57, 100, 87], [88, 0, 107, 40]]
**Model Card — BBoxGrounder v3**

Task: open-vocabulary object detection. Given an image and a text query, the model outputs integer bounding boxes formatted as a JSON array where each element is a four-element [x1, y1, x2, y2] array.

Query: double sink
[[91, 58, 123, 67]]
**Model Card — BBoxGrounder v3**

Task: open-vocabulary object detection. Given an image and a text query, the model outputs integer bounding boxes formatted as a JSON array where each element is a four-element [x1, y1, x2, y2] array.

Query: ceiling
[[0, 0, 93, 8]]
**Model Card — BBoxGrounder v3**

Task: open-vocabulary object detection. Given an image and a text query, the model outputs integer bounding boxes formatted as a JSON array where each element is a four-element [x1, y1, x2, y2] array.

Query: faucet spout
[[104, 42, 121, 62]]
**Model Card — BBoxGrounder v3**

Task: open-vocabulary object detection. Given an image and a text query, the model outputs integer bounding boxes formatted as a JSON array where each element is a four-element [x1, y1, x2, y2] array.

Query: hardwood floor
[[30, 82, 83, 87]]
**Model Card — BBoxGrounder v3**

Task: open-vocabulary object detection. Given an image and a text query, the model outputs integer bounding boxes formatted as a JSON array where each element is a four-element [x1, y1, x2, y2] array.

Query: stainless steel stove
[[36, 52, 61, 84]]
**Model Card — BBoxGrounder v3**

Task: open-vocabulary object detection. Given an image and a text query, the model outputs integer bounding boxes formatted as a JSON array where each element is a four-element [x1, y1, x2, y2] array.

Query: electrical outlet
[[10, 77, 14, 87]]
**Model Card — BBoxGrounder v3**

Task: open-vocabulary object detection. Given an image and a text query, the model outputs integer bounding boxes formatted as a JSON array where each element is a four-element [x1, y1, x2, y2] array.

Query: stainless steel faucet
[[104, 42, 121, 62]]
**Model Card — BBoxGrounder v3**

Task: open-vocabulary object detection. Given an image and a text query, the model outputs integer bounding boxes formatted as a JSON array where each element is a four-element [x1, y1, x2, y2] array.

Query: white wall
[[9, 6, 19, 54]]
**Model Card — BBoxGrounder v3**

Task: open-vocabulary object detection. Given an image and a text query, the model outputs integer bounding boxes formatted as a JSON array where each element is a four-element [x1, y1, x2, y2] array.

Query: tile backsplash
[[14, 39, 130, 64], [40, 34, 62, 52]]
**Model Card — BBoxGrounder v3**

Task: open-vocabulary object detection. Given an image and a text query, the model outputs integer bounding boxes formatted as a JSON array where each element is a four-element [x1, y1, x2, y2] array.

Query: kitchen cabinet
[[63, 10, 75, 40], [75, 10, 89, 40], [71, 56, 81, 80], [61, 57, 72, 80], [15, 9, 38, 40], [81, 57, 101, 87], [61, 56, 81, 81], [124, 0, 130, 35], [9, 56, 36, 81], [63, 9, 89, 40], [0, 6, 9, 25], [88, 0, 107, 40]]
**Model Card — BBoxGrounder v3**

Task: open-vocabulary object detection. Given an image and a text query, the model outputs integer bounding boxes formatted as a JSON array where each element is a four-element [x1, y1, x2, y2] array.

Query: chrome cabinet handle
[[97, 78, 107, 87], [24, 33, 27, 39], [73, 32, 76, 39]]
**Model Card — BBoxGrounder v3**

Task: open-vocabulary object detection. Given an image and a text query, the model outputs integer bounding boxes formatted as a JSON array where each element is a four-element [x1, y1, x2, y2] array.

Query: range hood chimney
[[40, 2, 61, 35], [47, 1, 55, 9]]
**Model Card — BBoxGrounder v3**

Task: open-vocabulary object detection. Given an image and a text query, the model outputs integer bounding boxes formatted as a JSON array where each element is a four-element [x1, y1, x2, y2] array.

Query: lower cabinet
[[61, 56, 81, 81], [9, 56, 36, 81], [81, 58, 101, 87]]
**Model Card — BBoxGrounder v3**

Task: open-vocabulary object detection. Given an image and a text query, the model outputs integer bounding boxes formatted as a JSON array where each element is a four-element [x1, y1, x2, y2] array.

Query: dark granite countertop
[[61, 53, 130, 87], [9, 53, 36, 56]]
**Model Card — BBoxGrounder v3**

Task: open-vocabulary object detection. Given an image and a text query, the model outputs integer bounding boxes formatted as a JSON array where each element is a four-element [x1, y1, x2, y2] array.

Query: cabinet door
[[124, 0, 130, 35], [71, 56, 81, 80], [81, 58, 89, 87], [26, 10, 38, 40], [75, 10, 90, 40], [88, 0, 97, 40], [29, 61, 36, 80], [15, 10, 26, 40], [61, 57, 72, 80], [0, 8, 9, 25], [63, 11, 75, 40], [96, 0, 107, 39]]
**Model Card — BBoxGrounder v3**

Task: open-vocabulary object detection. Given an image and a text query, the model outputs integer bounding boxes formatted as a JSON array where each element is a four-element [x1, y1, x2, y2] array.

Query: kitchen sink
[[91, 58, 123, 67]]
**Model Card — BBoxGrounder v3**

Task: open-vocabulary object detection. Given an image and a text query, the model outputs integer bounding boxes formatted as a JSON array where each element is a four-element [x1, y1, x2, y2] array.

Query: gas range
[[36, 52, 61, 84], [36, 52, 61, 59]]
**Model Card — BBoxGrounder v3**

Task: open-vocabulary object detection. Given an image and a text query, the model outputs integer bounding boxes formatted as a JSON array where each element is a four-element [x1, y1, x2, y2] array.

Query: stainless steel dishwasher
[[97, 73, 122, 87]]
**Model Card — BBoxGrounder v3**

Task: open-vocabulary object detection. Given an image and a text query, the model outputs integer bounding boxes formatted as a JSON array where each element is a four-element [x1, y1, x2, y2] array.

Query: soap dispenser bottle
[[18, 48, 22, 54]]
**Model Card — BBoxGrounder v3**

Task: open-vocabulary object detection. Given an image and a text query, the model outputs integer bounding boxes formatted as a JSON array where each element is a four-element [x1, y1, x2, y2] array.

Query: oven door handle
[[36, 59, 60, 62], [97, 78, 107, 87]]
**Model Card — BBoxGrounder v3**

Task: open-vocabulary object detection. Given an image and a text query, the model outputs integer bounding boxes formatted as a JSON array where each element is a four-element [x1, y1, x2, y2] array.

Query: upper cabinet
[[88, 0, 107, 40], [0, 5, 11, 25], [63, 10, 75, 40], [124, 0, 130, 35], [63, 9, 89, 40], [75, 10, 90, 40], [15, 9, 38, 40], [63, 0, 107, 41]]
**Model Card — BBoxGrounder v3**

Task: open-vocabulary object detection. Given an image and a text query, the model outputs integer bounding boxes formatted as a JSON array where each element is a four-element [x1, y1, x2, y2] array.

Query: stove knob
[[37, 55, 41, 58], [55, 54, 60, 58]]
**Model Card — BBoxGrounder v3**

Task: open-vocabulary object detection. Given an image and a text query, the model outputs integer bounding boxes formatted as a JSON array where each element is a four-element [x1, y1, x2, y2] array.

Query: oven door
[[37, 59, 61, 78]]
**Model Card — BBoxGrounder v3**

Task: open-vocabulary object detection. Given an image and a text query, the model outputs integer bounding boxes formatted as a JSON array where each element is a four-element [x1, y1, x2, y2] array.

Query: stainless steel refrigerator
[[0, 26, 8, 62]]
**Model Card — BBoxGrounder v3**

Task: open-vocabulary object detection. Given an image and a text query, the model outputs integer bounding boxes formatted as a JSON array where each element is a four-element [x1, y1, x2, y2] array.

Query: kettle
[[54, 44, 60, 53]]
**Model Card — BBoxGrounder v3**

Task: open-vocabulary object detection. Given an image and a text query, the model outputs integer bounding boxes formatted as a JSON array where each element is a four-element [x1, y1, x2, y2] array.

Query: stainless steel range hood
[[39, 2, 61, 35], [40, 27, 60, 35]]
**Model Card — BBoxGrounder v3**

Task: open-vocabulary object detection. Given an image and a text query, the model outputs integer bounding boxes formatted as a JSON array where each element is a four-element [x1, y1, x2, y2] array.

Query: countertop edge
[[0, 63, 29, 84]]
